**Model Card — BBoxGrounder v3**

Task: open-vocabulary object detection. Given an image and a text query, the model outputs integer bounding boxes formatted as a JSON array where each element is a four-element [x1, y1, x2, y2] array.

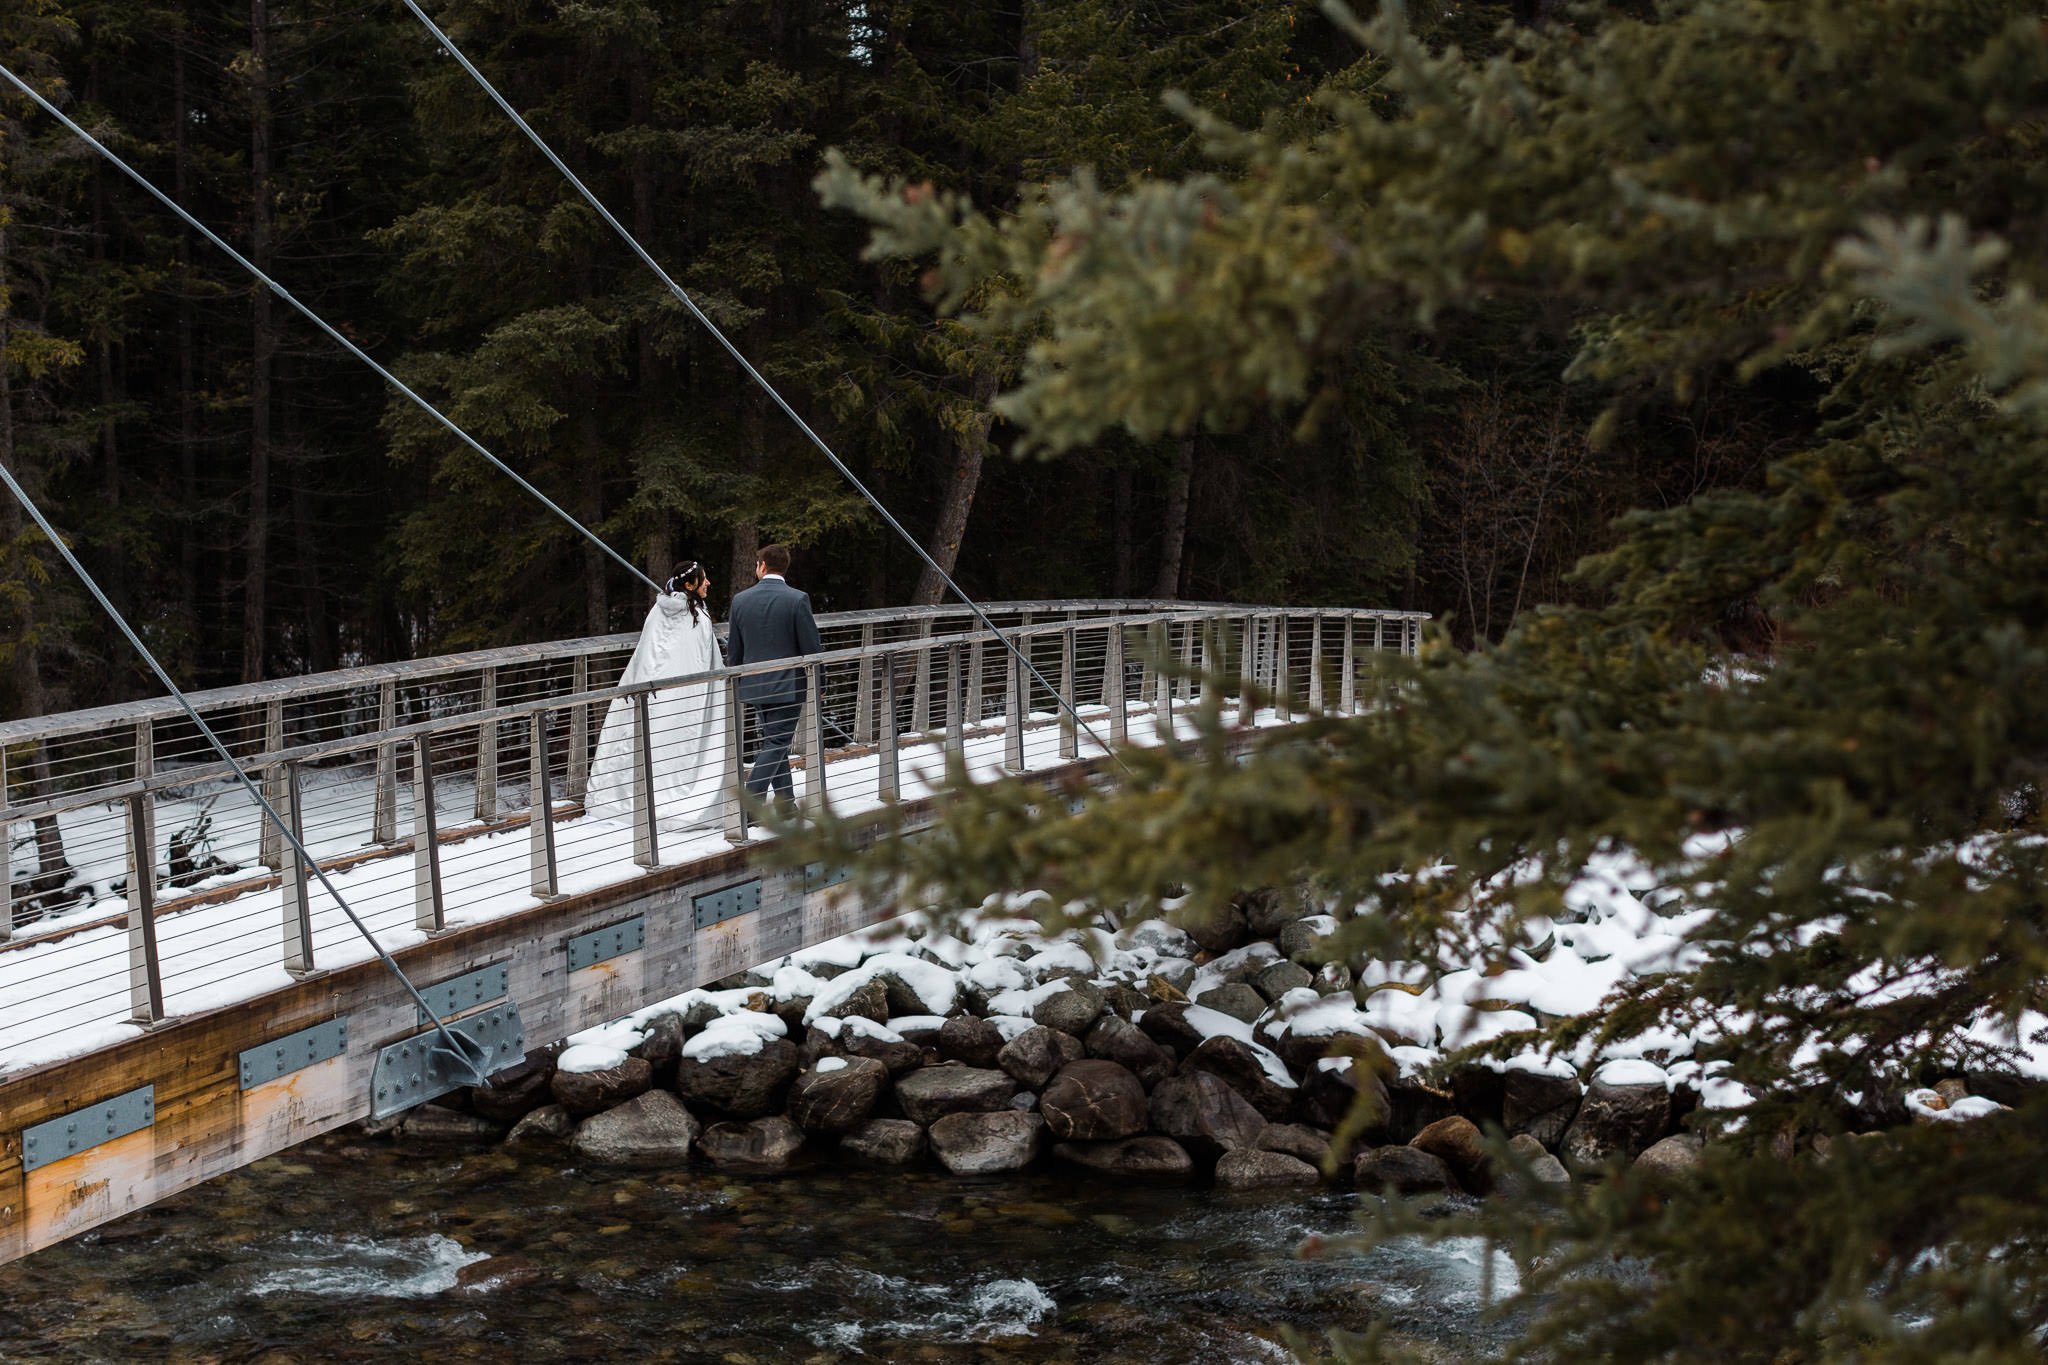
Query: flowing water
[[0, 1132, 1524, 1362]]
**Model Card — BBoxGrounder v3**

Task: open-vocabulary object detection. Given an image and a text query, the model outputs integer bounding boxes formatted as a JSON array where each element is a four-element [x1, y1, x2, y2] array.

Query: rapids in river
[[0, 1131, 1523, 1361]]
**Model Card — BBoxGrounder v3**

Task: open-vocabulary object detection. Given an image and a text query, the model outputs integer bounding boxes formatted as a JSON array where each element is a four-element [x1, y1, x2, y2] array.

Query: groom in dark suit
[[724, 542, 823, 809]]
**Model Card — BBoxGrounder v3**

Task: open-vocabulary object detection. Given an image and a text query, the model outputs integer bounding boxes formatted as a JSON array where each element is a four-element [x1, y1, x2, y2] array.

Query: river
[[0, 1131, 1523, 1362]]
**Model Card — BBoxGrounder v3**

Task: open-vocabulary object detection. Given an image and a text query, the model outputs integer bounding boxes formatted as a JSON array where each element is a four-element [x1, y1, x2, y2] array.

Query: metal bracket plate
[[802, 862, 850, 893], [370, 1003, 526, 1119], [415, 961, 509, 1027], [567, 916, 645, 971], [693, 878, 761, 930], [22, 1086, 156, 1173], [240, 1017, 350, 1090]]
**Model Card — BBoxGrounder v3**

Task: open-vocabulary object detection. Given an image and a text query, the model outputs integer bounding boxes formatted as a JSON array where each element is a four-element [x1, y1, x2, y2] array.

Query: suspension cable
[[0, 62, 660, 599], [399, 0, 1133, 773], [0, 460, 488, 1083]]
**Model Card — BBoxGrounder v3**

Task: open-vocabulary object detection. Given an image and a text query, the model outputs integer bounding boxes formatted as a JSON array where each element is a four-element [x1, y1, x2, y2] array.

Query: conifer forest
[[6, 0, 2048, 1359]]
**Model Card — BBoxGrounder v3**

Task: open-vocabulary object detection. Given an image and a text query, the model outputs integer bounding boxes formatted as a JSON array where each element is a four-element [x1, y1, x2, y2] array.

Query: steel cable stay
[[397, 0, 1137, 776], [0, 62, 661, 601], [0, 458, 494, 1088]]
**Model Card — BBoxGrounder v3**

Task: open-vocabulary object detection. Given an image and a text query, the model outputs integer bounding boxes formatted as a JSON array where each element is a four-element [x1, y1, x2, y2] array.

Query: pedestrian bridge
[[0, 598, 1421, 1264]]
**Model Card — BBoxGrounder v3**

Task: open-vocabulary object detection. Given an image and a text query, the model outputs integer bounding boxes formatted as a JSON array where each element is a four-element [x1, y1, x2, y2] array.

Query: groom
[[724, 543, 823, 811]]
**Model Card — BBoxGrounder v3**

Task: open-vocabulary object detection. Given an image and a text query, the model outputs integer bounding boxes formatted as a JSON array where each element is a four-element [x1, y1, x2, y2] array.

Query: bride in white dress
[[584, 562, 728, 828]]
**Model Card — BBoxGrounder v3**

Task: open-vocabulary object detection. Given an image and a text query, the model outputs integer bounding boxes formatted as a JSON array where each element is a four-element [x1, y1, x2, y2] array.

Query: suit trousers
[[746, 700, 801, 802]]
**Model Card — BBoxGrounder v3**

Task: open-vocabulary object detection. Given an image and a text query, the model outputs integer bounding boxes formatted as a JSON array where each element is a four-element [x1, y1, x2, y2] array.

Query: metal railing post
[[1059, 625, 1079, 760], [1176, 618, 1196, 703], [1340, 616, 1358, 715], [911, 618, 934, 733], [1152, 621, 1172, 737], [1406, 616, 1420, 657], [945, 642, 967, 768], [260, 698, 285, 869], [567, 654, 591, 802], [723, 676, 748, 844], [631, 691, 659, 869], [125, 792, 165, 1023], [281, 761, 315, 976], [1106, 622, 1128, 746], [804, 663, 830, 816], [1238, 614, 1258, 726], [879, 652, 900, 803], [372, 678, 398, 844], [475, 666, 499, 820], [1308, 614, 1326, 715], [1272, 614, 1292, 722], [853, 624, 877, 744], [1004, 631, 1027, 772], [412, 735, 445, 933], [529, 709, 559, 899], [966, 636, 985, 726]]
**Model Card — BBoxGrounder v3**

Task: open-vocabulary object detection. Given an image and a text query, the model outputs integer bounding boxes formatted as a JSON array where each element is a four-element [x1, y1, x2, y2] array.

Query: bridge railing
[[0, 602, 1422, 1072]]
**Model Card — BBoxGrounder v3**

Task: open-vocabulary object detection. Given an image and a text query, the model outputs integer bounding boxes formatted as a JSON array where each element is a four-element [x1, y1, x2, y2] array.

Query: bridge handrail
[[0, 598, 1424, 747], [0, 606, 1414, 825]]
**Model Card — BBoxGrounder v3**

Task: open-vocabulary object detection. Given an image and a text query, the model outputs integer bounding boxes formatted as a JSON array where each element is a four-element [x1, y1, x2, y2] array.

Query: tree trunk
[[630, 60, 672, 585], [88, 52, 126, 620], [285, 367, 335, 674], [578, 404, 609, 632], [1151, 435, 1195, 600], [242, 0, 276, 683], [174, 13, 200, 660], [911, 369, 997, 606]]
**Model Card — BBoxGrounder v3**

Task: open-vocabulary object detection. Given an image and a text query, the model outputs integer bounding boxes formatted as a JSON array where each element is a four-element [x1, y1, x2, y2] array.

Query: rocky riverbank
[[376, 869, 2029, 1195]]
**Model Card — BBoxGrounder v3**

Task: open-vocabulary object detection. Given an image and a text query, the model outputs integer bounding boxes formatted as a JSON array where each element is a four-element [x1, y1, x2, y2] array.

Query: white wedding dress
[[584, 593, 728, 828]]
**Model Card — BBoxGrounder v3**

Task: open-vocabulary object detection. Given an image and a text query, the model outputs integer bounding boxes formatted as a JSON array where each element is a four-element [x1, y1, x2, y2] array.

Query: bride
[[584, 561, 728, 828]]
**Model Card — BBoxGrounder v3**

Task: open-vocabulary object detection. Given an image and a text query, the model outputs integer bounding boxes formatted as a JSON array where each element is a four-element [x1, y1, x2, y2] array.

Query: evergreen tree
[[808, 2, 2048, 1357]]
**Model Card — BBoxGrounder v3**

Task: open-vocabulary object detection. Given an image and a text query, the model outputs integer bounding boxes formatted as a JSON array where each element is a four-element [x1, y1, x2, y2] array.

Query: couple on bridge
[[583, 543, 823, 828]]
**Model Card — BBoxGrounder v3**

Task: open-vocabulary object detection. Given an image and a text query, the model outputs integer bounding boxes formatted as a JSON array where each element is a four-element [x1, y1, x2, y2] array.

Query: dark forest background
[[0, 0, 1768, 721]]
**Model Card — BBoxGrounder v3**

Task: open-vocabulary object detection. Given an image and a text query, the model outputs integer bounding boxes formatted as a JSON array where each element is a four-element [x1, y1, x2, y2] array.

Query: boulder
[[1502, 1068, 1582, 1151], [1633, 1133, 1704, 1184], [470, 1051, 558, 1122], [697, 1114, 807, 1173], [629, 1012, 687, 1074], [1353, 1145, 1457, 1196], [839, 1030, 924, 1076], [1447, 1066, 1506, 1129], [1147, 1070, 1266, 1159], [1251, 960, 1315, 1004], [1084, 1015, 1175, 1089], [550, 1056, 653, 1117], [1299, 1056, 1392, 1136], [937, 1016, 1006, 1068], [840, 1118, 927, 1166], [1495, 1132, 1572, 1194], [1383, 1072, 1458, 1144], [928, 1111, 1047, 1174], [1409, 1115, 1492, 1194], [1277, 919, 1327, 964], [569, 1090, 700, 1167], [1193, 983, 1268, 1026], [1313, 963, 1354, 996], [1102, 984, 1148, 1021], [673, 1038, 802, 1119], [998, 1026, 1085, 1091], [875, 969, 939, 1020], [1238, 887, 1311, 939], [1175, 900, 1249, 955], [1561, 1079, 1671, 1169], [505, 1103, 575, 1148], [1053, 1136, 1194, 1181], [890, 1017, 948, 1050], [1180, 1036, 1297, 1121], [1041, 1060, 1150, 1141], [1257, 1122, 1336, 1168], [819, 977, 891, 1023], [1215, 1148, 1320, 1190], [678, 997, 727, 1034], [788, 1056, 888, 1136], [1033, 982, 1106, 1037], [1149, 961, 1198, 1000], [1137, 1001, 1205, 1058], [894, 1065, 1017, 1125]]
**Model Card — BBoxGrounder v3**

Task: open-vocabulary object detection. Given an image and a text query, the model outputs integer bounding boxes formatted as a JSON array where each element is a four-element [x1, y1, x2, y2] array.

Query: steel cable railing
[[0, 602, 1424, 1074]]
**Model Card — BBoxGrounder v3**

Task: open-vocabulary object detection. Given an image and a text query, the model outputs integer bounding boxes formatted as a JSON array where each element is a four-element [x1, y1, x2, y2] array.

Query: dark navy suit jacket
[[725, 575, 823, 706]]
